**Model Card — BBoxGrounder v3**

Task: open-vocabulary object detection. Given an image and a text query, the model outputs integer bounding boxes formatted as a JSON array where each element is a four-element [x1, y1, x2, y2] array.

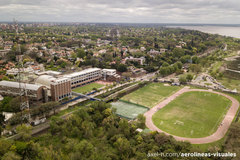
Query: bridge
[[71, 92, 102, 101]]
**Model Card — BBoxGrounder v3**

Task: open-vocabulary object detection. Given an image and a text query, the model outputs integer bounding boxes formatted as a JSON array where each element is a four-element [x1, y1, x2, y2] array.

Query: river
[[168, 25, 240, 39]]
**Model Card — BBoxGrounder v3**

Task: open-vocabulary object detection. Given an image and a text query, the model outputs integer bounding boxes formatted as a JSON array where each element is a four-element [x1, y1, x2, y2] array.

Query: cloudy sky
[[0, 0, 239, 23]]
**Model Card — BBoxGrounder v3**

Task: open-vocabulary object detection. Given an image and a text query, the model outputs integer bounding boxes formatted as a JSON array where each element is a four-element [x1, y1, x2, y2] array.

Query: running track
[[144, 86, 239, 144]]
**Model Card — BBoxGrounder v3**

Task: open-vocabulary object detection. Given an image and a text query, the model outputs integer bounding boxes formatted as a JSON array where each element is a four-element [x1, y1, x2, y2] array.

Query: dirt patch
[[96, 80, 113, 85]]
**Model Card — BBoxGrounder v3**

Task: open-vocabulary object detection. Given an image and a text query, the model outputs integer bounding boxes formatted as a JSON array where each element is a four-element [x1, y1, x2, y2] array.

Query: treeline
[[159, 61, 183, 76], [0, 102, 192, 159], [3, 100, 59, 126], [0, 102, 239, 159]]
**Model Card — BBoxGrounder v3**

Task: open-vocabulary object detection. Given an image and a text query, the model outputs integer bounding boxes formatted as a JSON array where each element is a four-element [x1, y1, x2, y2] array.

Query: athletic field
[[121, 83, 182, 108], [72, 82, 104, 94], [111, 100, 149, 120], [152, 91, 231, 138]]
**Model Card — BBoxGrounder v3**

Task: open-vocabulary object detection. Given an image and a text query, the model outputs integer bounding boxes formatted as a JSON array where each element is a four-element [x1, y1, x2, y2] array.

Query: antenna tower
[[15, 19, 31, 123]]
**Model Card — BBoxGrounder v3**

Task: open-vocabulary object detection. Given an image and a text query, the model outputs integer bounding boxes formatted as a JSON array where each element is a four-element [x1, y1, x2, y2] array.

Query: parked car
[[30, 118, 46, 126]]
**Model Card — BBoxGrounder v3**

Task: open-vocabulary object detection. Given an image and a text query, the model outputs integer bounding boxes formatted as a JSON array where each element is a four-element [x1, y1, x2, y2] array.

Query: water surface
[[168, 25, 240, 39]]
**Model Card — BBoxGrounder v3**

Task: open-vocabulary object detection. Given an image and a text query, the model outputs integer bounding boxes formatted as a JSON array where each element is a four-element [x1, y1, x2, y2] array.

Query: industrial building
[[0, 81, 46, 101], [64, 68, 102, 88]]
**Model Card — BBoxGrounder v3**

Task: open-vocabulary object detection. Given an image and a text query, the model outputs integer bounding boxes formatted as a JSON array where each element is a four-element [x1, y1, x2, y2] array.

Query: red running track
[[144, 86, 239, 144]]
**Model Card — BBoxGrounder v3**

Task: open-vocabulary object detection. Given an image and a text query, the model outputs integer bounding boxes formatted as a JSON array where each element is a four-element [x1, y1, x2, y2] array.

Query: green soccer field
[[152, 91, 231, 138], [72, 82, 104, 94], [111, 100, 149, 120], [121, 83, 182, 108]]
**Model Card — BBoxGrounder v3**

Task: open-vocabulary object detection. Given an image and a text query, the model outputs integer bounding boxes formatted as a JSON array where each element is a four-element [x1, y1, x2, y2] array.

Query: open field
[[218, 77, 240, 92], [210, 61, 223, 73], [121, 83, 182, 108], [111, 100, 149, 120], [72, 82, 104, 94], [152, 91, 231, 138]]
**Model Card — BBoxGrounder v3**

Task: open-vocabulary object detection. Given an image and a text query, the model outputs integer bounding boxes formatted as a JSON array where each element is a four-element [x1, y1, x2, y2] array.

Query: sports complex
[[111, 82, 240, 144]]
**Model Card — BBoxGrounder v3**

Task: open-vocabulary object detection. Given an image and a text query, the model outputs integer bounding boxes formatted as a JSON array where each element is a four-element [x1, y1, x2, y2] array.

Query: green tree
[[179, 75, 187, 84], [0, 138, 12, 157], [76, 48, 86, 58], [136, 114, 146, 129], [176, 61, 183, 69], [8, 97, 22, 113], [1, 151, 21, 160], [0, 96, 13, 112], [117, 64, 127, 72], [71, 52, 77, 59], [114, 137, 131, 159], [0, 113, 5, 136], [223, 123, 240, 158], [186, 74, 193, 82], [162, 62, 169, 67], [192, 56, 199, 64], [173, 48, 185, 58], [16, 124, 32, 141], [159, 67, 168, 76], [190, 64, 202, 73]]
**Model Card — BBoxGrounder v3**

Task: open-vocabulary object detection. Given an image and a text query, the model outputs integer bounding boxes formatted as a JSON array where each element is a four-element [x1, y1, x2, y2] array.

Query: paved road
[[144, 87, 239, 144], [226, 68, 240, 74]]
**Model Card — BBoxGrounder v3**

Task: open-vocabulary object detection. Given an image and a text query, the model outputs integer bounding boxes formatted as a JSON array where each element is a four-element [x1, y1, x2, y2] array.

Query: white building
[[102, 69, 116, 76], [140, 47, 146, 52], [125, 56, 146, 65], [99, 49, 107, 54], [160, 48, 168, 53], [6, 67, 35, 75], [64, 68, 102, 88]]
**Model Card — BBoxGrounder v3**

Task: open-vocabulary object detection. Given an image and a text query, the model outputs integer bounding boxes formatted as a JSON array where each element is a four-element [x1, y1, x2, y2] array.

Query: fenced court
[[111, 100, 149, 120]]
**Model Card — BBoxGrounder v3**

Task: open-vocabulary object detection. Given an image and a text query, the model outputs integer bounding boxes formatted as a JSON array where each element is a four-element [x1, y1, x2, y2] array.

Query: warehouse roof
[[0, 81, 43, 91]]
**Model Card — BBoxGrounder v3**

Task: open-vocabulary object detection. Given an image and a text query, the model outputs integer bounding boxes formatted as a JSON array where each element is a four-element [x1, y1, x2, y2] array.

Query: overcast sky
[[0, 0, 240, 24]]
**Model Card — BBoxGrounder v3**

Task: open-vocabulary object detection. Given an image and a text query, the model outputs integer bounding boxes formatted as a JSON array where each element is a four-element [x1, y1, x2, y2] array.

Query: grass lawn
[[211, 61, 223, 73], [121, 83, 182, 108], [218, 77, 240, 92], [152, 91, 231, 138], [72, 82, 104, 94]]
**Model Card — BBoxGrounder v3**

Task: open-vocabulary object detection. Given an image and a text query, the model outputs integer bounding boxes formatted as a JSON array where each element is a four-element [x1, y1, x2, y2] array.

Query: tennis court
[[111, 100, 149, 120]]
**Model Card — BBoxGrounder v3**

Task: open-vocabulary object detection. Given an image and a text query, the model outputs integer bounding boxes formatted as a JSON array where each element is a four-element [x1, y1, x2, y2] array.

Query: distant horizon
[[1, 21, 240, 26]]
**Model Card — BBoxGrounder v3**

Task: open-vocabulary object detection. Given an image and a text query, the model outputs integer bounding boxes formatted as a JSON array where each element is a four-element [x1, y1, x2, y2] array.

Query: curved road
[[144, 86, 239, 144]]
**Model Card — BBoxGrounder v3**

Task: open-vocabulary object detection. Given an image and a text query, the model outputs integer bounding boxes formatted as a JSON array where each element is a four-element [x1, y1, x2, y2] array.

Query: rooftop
[[35, 75, 70, 87], [0, 81, 44, 91], [36, 70, 61, 76], [102, 69, 116, 72], [64, 68, 101, 78]]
